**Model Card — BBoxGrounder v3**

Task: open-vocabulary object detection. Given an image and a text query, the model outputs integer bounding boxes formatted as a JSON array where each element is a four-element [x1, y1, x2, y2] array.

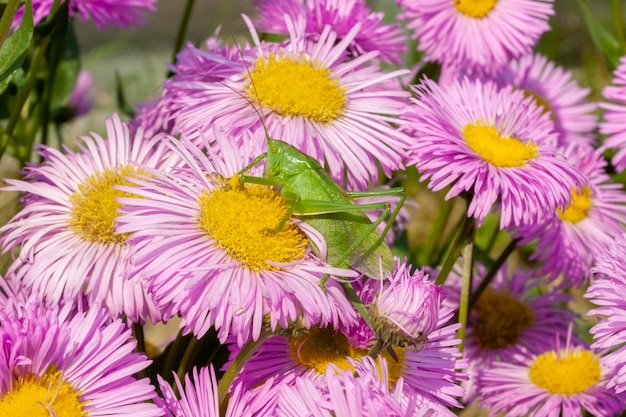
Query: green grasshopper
[[220, 48, 406, 279], [237, 130, 405, 279]]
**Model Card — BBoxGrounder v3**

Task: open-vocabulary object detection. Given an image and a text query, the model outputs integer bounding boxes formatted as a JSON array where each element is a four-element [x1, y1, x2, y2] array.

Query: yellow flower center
[[529, 349, 601, 395], [0, 369, 87, 417], [557, 187, 593, 224], [246, 53, 346, 123], [68, 164, 144, 244], [198, 175, 307, 271], [473, 288, 535, 350], [288, 326, 406, 387], [463, 123, 539, 167], [454, 0, 498, 18]]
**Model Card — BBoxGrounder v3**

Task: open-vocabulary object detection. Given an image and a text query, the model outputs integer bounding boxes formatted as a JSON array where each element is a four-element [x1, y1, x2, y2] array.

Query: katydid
[[238, 137, 405, 279]]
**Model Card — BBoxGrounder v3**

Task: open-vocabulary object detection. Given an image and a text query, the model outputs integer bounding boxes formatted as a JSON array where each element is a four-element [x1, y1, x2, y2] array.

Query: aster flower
[[439, 261, 576, 401], [159, 14, 411, 189], [600, 56, 626, 172], [157, 366, 277, 416], [497, 53, 597, 147], [277, 357, 435, 416], [478, 329, 626, 417], [586, 233, 626, 394], [0, 300, 160, 416], [402, 77, 585, 229], [253, 0, 407, 64], [398, 0, 554, 73], [117, 130, 359, 347], [369, 258, 446, 349], [0, 114, 181, 323], [226, 272, 466, 415], [516, 144, 626, 285], [14, 0, 157, 29]]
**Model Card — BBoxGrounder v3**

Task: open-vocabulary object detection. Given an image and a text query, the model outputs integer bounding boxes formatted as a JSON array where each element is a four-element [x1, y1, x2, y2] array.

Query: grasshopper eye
[[270, 145, 279, 154]]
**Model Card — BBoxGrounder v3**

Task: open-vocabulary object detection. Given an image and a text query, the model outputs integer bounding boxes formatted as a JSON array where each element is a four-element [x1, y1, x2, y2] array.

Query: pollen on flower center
[[198, 175, 307, 271], [288, 326, 406, 388], [473, 288, 535, 349], [0, 369, 87, 417], [463, 123, 539, 167], [246, 53, 347, 123], [529, 349, 601, 394], [454, 0, 498, 18], [68, 164, 143, 244], [557, 186, 593, 224]]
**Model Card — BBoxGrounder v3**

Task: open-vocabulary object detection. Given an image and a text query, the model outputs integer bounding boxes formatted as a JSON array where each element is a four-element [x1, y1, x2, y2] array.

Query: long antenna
[[230, 33, 272, 144]]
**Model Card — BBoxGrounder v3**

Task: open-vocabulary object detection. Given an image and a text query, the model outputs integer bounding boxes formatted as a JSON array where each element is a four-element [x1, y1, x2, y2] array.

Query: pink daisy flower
[[277, 358, 435, 416], [117, 131, 359, 347], [253, 0, 407, 64], [402, 77, 585, 229], [397, 0, 554, 73], [14, 0, 157, 29], [157, 366, 278, 416], [0, 300, 160, 416], [600, 56, 626, 172], [516, 144, 626, 286], [161, 14, 411, 189], [0, 114, 181, 323], [440, 261, 576, 400], [497, 53, 598, 147], [478, 330, 626, 417], [227, 274, 466, 415], [586, 233, 626, 394]]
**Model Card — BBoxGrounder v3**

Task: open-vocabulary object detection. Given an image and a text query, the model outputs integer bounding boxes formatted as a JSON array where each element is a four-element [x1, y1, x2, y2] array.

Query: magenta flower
[[516, 144, 626, 286], [226, 274, 466, 415], [600, 56, 626, 172], [478, 330, 626, 417], [497, 53, 598, 147], [402, 77, 585, 228], [277, 357, 435, 416], [253, 0, 407, 64], [0, 114, 181, 323], [440, 261, 576, 401], [157, 366, 277, 417], [398, 0, 554, 73], [586, 233, 626, 394], [0, 300, 160, 416], [117, 131, 359, 346], [155, 14, 411, 189], [14, 0, 157, 29]]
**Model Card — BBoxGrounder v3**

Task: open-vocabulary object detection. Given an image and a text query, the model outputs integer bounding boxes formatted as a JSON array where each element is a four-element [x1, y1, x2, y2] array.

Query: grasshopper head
[[266, 138, 322, 180]]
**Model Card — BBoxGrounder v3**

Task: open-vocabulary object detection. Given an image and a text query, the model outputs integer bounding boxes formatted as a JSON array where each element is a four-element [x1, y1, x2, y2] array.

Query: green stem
[[418, 191, 452, 266], [612, 0, 625, 53], [457, 223, 475, 352], [218, 331, 271, 410], [467, 238, 520, 312], [176, 336, 201, 382], [133, 322, 146, 353], [0, 0, 20, 48], [435, 212, 474, 285], [0, 36, 49, 161], [168, 0, 195, 76], [162, 330, 188, 375]]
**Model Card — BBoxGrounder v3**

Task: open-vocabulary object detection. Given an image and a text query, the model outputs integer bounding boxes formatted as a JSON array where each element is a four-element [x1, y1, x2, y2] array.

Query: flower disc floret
[[0, 369, 86, 416], [529, 349, 600, 395], [198, 176, 307, 271], [247, 54, 346, 123], [68, 164, 143, 244], [463, 123, 538, 167], [454, 0, 498, 17], [473, 288, 535, 349], [557, 186, 593, 224]]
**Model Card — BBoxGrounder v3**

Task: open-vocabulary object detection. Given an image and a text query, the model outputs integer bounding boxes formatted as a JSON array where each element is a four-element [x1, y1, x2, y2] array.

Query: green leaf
[[576, 0, 621, 67], [50, 22, 79, 110], [0, 0, 32, 86]]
